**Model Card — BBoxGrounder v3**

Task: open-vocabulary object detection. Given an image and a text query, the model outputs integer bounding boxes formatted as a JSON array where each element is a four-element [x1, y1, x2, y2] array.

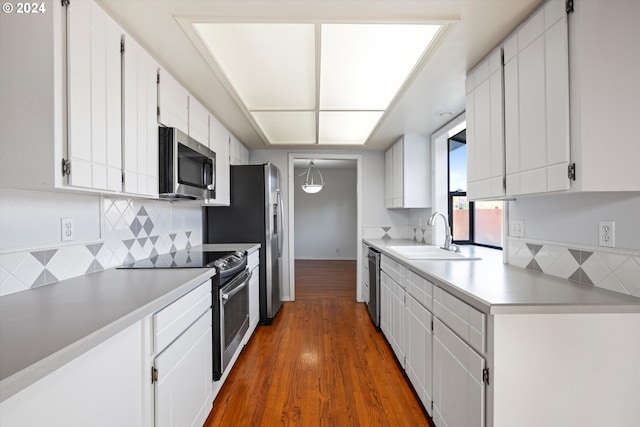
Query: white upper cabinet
[[567, 0, 640, 191], [122, 35, 159, 197], [229, 134, 249, 165], [66, 0, 123, 192], [207, 114, 231, 206], [157, 69, 189, 135], [504, 0, 570, 196], [188, 96, 210, 146], [385, 134, 431, 208], [466, 49, 506, 200]]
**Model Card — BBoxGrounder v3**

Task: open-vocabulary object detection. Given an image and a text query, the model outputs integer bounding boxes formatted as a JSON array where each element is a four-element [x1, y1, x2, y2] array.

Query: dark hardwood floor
[[204, 260, 433, 427]]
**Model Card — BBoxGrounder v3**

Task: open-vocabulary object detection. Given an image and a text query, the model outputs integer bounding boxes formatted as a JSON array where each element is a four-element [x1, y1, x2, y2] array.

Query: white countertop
[[364, 239, 640, 315], [0, 243, 260, 402]]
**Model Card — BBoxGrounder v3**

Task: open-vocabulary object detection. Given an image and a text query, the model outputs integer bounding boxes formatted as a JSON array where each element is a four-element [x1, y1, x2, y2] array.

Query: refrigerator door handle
[[276, 189, 284, 257]]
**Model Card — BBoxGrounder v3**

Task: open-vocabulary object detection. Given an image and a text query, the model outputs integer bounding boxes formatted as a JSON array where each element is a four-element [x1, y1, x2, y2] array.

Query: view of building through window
[[448, 130, 503, 249]]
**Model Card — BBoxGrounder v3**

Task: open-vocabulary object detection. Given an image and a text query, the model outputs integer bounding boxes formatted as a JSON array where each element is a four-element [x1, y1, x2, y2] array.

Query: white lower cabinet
[[380, 269, 406, 368], [405, 293, 433, 416], [433, 318, 485, 427], [0, 321, 148, 427], [389, 275, 406, 367], [154, 310, 213, 427], [381, 255, 407, 367], [379, 254, 484, 425], [247, 250, 260, 341], [152, 280, 213, 427]]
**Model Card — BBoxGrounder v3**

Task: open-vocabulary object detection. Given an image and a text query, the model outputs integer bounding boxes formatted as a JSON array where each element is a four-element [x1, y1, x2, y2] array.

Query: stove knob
[[235, 250, 245, 258], [213, 259, 225, 268]]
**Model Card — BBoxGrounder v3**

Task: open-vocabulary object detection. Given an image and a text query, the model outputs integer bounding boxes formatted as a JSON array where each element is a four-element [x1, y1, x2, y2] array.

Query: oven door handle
[[221, 270, 251, 302]]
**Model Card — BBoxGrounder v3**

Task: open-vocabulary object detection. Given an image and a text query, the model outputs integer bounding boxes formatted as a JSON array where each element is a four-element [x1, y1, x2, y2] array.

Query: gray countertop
[[364, 239, 640, 315], [0, 243, 260, 402]]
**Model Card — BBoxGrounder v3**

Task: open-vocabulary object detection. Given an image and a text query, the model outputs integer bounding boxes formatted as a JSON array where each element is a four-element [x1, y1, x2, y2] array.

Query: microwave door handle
[[210, 161, 216, 192], [204, 162, 215, 192]]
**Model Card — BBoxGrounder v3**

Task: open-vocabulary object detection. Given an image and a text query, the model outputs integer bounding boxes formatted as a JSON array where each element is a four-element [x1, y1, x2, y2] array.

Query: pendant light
[[301, 160, 324, 194]]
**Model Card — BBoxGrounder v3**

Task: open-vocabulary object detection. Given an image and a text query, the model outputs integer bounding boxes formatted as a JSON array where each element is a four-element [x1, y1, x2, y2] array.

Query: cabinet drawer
[[405, 269, 433, 312], [381, 255, 404, 287], [433, 287, 485, 354], [248, 251, 259, 272], [154, 279, 212, 353]]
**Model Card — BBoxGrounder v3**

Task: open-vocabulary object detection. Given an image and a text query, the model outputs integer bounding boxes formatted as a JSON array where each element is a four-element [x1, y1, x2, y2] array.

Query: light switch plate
[[510, 220, 524, 238]]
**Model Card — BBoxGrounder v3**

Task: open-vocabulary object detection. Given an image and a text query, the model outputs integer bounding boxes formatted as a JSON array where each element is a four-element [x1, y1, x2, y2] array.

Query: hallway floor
[[205, 260, 433, 427]]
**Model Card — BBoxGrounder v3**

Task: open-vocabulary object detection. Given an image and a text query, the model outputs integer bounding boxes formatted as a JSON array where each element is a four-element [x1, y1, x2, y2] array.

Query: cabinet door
[[154, 310, 213, 427], [157, 69, 189, 134], [405, 293, 433, 416], [392, 141, 403, 207], [229, 134, 248, 165], [389, 276, 405, 367], [206, 114, 231, 206], [505, 1, 570, 196], [433, 318, 485, 427], [123, 35, 159, 196], [380, 271, 392, 338], [188, 96, 209, 146], [67, 0, 122, 192], [466, 49, 505, 200], [248, 264, 260, 335], [384, 148, 393, 207]]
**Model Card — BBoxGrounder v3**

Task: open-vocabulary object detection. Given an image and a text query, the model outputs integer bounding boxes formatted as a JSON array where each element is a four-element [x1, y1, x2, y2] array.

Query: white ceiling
[[97, 0, 543, 151]]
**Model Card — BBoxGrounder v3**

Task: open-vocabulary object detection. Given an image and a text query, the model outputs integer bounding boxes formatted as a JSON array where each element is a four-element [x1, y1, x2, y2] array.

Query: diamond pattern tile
[[0, 195, 203, 295], [507, 237, 640, 298]]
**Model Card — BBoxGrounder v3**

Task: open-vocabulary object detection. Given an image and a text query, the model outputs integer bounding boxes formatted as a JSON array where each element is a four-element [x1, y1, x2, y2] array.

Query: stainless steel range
[[118, 248, 250, 381]]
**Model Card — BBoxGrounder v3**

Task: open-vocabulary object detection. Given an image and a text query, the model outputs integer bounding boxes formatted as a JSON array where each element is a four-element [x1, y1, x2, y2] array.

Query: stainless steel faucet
[[428, 211, 458, 252]]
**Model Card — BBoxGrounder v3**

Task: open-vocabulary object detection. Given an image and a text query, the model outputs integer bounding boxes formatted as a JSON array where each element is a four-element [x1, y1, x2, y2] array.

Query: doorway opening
[[287, 153, 363, 302]]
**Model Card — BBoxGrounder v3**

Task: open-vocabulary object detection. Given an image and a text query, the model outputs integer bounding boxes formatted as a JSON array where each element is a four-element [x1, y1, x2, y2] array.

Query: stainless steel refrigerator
[[204, 163, 283, 324]]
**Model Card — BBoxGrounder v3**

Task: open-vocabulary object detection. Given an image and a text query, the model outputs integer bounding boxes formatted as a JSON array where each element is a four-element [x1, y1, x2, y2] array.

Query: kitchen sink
[[386, 245, 481, 260]]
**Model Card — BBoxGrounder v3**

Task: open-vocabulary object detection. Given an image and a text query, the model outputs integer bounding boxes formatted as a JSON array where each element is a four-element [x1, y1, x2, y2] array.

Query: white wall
[[509, 192, 640, 251], [294, 167, 357, 260], [0, 189, 101, 250]]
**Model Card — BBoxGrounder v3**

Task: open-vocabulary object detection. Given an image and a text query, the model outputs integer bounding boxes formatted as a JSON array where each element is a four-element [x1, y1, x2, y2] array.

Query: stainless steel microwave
[[159, 127, 216, 200]]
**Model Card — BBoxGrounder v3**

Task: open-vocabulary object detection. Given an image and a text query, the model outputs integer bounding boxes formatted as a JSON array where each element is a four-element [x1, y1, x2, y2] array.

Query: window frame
[[447, 133, 503, 250]]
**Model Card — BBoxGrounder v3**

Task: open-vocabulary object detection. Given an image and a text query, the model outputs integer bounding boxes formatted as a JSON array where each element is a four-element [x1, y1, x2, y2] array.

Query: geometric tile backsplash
[[507, 238, 640, 298], [0, 197, 201, 297]]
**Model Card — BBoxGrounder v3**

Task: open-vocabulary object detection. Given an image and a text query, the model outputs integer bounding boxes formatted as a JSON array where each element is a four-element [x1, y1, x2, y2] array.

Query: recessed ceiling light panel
[[319, 24, 440, 110], [193, 21, 442, 146], [252, 111, 317, 144], [318, 111, 384, 145], [194, 23, 316, 110]]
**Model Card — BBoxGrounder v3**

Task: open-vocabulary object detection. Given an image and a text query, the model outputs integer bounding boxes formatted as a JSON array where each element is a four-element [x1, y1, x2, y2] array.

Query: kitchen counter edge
[[363, 239, 640, 315]]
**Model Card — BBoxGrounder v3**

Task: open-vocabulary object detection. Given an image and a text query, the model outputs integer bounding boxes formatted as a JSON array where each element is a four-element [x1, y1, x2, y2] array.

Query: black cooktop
[[117, 249, 233, 269]]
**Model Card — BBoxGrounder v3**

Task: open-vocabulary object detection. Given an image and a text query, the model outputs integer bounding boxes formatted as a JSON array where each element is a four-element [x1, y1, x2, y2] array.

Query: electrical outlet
[[510, 220, 524, 238], [61, 217, 74, 242], [598, 220, 615, 247]]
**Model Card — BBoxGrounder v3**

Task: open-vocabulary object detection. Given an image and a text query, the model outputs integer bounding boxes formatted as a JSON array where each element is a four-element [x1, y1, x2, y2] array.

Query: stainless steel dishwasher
[[367, 247, 381, 327]]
